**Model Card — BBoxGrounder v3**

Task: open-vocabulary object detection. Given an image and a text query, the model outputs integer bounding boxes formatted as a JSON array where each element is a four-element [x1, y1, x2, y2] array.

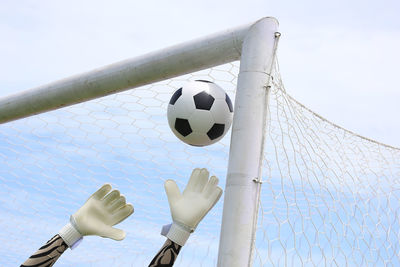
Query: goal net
[[1, 57, 398, 266], [0, 63, 238, 266], [255, 61, 400, 266]]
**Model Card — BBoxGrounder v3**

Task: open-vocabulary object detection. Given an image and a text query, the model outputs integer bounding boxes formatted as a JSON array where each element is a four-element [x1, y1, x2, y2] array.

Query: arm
[[149, 168, 222, 266], [148, 239, 182, 267], [21, 235, 67, 267], [22, 184, 134, 266]]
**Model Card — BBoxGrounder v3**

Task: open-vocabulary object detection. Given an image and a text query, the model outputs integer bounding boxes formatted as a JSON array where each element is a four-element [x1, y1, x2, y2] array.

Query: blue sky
[[0, 0, 399, 147], [0, 1, 399, 266]]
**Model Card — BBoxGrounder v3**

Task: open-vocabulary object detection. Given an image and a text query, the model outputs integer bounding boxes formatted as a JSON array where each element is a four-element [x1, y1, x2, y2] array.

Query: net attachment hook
[[252, 178, 263, 184]]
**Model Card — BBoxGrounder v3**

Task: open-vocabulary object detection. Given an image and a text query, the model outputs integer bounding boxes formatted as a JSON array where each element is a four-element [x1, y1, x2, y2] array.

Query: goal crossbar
[[0, 21, 253, 124]]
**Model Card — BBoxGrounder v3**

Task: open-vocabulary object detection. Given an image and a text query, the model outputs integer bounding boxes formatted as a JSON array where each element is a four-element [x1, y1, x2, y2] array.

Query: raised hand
[[164, 168, 222, 246], [59, 184, 134, 247]]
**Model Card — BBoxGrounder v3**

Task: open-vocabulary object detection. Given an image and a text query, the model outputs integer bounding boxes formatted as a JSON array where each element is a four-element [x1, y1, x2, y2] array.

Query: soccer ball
[[167, 80, 233, 146]]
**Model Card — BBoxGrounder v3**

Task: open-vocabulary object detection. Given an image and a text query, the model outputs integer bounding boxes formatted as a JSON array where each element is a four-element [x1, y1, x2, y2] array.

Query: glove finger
[[100, 226, 126, 241], [112, 203, 134, 225], [207, 186, 223, 210], [203, 175, 219, 197], [194, 186, 223, 229], [109, 195, 126, 211], [165, 180, 182, 206], [183, 168, 201, 193], [194, 168, 209, 193], [103, 190, 121, 206], [92, 184, 112, 200]]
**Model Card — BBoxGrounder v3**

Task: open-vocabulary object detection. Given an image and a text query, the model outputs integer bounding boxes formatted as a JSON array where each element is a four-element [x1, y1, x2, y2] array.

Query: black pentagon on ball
[[169, 88, 182, 105], [225, 93, 233, 112], [193, 91, 215, 110], [175, 118, 192, 137], [207, 123, 225, 140]]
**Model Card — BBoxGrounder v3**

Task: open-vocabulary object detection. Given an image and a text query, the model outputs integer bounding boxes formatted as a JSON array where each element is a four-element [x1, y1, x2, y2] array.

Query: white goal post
[[0, 17, 279, 266], [218, 19, 279, 266]]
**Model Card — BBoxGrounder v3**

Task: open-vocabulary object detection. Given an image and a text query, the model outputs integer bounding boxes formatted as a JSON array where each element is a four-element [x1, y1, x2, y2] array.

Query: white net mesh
[[0, 63, 238, 266], [255, 61, 400, 266], [0, 58, 399, 266]]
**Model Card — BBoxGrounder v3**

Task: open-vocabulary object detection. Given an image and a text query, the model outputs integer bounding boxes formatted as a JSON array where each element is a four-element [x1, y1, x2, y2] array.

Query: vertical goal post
[[218, 18, 279, 266], [0, 17, 279, 266]]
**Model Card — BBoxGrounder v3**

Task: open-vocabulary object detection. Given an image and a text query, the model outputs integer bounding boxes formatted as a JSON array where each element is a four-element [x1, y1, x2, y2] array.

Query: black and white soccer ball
[[167, 80, 233, 146]]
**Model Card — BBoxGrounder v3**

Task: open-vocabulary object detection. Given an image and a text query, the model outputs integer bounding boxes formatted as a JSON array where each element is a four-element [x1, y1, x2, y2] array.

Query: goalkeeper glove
[[59, 184, 134, 248], [162, 168, 222, 246]]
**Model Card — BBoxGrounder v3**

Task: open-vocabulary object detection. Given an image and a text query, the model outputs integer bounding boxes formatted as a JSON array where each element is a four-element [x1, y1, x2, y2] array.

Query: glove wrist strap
[[165, 222, 192, 246], [59, 222, 82, 248]]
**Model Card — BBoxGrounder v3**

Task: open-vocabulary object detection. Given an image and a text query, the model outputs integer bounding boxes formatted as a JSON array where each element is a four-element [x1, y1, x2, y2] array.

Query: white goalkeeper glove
[[59, 184, 134, 248], [163, 168, 223, 246]]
